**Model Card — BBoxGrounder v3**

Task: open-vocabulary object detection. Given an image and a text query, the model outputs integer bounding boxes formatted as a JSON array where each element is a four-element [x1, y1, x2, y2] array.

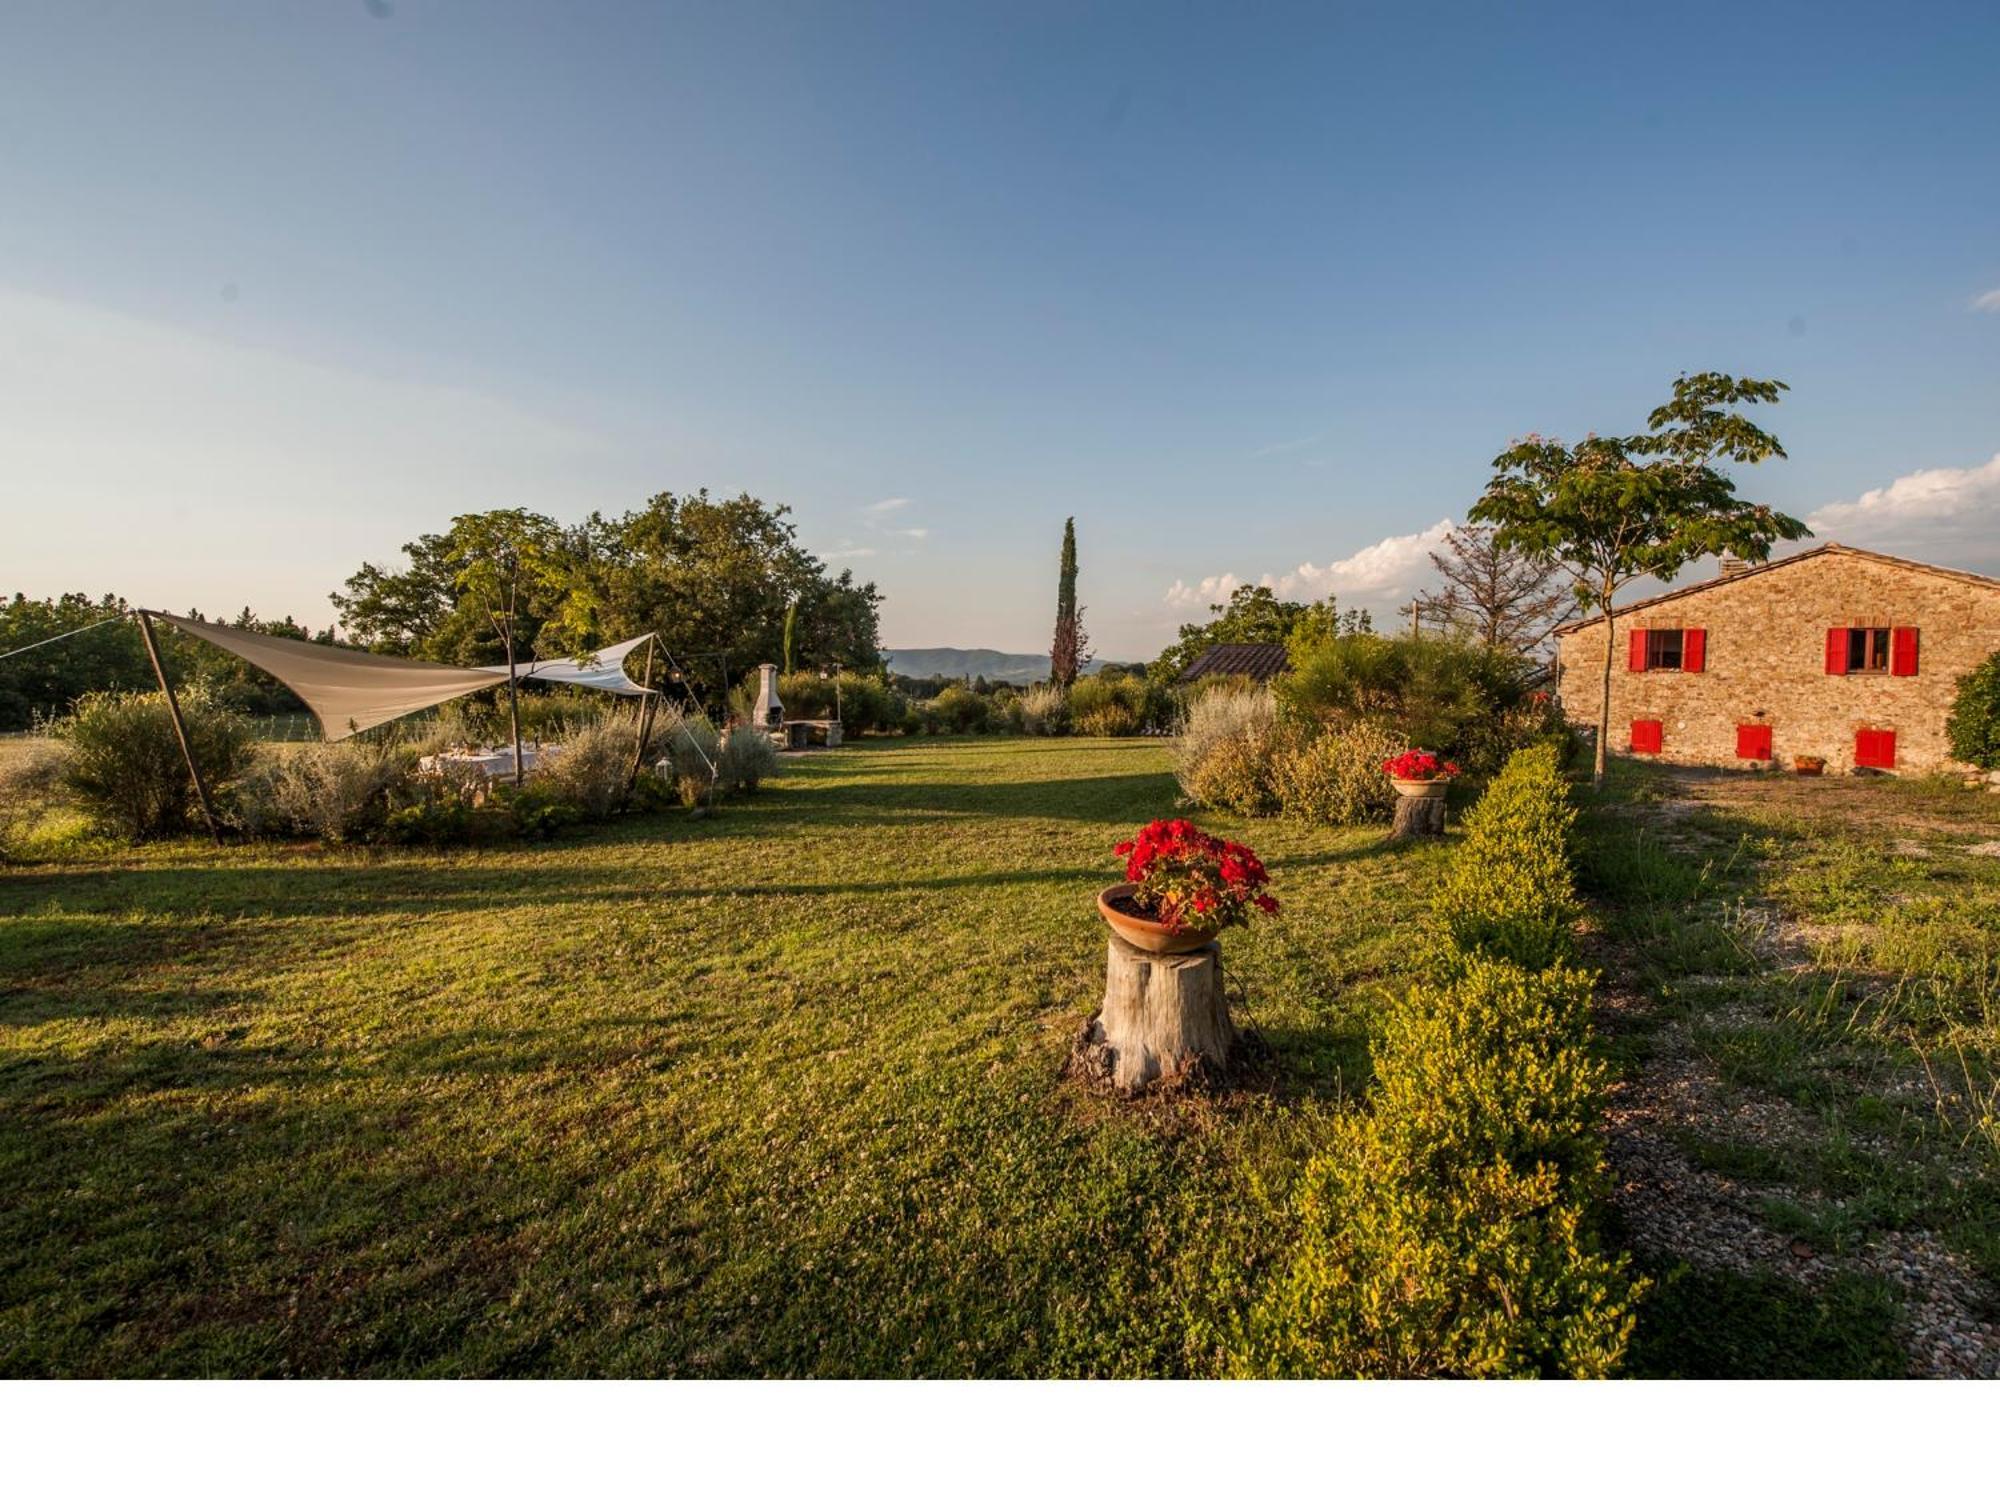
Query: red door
[[1736, 724, 1773, 760], [1854, 728, 1896, 769], [1630, 719, 1664, 754]]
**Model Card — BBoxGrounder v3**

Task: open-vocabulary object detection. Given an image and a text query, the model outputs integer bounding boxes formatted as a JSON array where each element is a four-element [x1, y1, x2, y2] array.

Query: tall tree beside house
[[1411, 524, 1573, 656], [1050, 517, 1089, 690], [1469, 372, 1811, 786]]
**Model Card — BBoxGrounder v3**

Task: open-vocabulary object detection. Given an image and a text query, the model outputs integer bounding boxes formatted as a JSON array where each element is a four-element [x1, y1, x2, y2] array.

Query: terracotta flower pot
[[1097, 883, 1215, 955], [1793, 756, 1825, 776], [1389, 776, 1448, 799]]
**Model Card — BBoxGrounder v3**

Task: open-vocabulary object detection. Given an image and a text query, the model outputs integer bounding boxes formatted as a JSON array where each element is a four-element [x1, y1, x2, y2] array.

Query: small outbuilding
[[1554, 543, 2000, 774], [1176, 642, 1290, 686]]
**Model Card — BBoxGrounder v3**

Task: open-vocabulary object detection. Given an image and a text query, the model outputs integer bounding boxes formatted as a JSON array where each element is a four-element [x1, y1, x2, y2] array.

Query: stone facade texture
[[1555, 546, 2000, 774]]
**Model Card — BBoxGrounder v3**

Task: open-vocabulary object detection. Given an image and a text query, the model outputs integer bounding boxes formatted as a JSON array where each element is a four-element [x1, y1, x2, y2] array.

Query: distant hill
[[883, 647, 1052, 684], [883, 647, 1129, 684]]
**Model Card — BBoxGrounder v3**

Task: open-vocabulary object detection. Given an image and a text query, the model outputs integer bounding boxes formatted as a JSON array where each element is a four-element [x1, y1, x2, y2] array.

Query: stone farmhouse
[[1553, 544, 2000, 774]]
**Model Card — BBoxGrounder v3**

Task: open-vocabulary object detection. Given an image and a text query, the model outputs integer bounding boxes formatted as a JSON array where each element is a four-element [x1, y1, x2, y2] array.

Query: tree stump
[[1069, 935, 1231, 1094], [1389, 791, 1447, 840]]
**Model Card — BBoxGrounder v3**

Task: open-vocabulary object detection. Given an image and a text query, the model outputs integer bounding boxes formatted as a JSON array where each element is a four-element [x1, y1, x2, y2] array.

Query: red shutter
[[1825, 627, 1848, 675], [1890, 626, 1919, 677], [1630, 719, 1663, 754], [1855, 728, 1897, 769], [1683, 628, 1706, 673], [1628, 628, 1648, 672], [1736, 723, 1772, 760]]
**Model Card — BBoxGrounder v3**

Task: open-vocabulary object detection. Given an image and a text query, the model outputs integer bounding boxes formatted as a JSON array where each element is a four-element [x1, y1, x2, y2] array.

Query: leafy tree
[[1947, 651, 2000, 770], [1151, 583, 1360, 684], [1469, 372, 1810, 786], [445, 509, 586, 782], [1410, 524, 1572, 656], [1050, 517, 1089, 690], [333, 490, 884, 712]]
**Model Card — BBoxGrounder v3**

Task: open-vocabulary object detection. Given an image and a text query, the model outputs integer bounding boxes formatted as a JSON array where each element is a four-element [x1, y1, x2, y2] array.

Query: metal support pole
[[134, 610, 222, 844], [625, 634, 660, 804]]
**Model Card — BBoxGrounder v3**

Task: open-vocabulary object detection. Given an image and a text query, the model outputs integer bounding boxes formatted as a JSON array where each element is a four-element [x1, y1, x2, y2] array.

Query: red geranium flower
[[1111, 818, 1280, 935]]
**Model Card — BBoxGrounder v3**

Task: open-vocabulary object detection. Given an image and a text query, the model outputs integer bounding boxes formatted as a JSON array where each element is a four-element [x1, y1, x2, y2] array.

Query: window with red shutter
[[1630, 719, 1664, 754], [1825, 627, 1847, 675], [1628, 629, 1648, 672], [1683, 628, 1706, 673], [1854, 728, 1897, 769], [1736, 724, 1772, 760], [1890, 626, 1919, 676]]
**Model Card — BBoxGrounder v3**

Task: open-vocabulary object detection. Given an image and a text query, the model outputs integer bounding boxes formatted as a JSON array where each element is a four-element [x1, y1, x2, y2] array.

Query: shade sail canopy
[[152, 612, 653, 741]]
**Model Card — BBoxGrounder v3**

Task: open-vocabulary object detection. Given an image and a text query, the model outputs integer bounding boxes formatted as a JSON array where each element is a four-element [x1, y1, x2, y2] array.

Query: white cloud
[[864, 496, 913, 514], [820, 540, 879, 561], [1806, 454, 2000, 557], [1163, 519, 1457, 616], [1164, 572, 1245, 610], [1972, 288, 2000, 312]]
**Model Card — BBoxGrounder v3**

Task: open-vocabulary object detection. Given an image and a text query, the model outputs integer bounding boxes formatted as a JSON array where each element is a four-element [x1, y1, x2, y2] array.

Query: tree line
[[1, 490, 884, 731]]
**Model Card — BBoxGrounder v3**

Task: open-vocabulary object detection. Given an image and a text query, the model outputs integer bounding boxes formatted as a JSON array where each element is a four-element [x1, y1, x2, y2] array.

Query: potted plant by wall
[[1794, 754, 1826, 776], [1098, 818, 1279, 954], [1381, 748, 1460, 799]]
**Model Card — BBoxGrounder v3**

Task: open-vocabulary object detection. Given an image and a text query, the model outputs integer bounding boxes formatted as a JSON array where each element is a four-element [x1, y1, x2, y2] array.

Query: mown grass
[[0, 736, 1454, 1376], [1581, 762, 2000, 1375]]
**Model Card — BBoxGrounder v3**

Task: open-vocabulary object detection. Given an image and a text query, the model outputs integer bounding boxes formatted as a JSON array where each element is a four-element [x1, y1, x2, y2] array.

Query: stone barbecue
[[1554, 544, 2000, 774]]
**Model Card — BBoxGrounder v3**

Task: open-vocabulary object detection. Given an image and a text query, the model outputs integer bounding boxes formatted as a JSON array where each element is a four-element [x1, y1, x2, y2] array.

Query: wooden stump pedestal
[[1069, 935, 1231, 1094], [1389, 790, 1447, 840]]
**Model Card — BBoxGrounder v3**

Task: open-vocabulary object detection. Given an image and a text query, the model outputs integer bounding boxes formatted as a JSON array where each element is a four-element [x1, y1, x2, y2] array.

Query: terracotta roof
[[1551, 543, 2000, 637], [1177, 642, 1290, 683]]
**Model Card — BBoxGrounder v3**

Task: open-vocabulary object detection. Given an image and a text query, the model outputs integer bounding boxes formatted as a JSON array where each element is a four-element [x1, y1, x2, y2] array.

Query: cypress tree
[[1050, 517, 1088, 689]]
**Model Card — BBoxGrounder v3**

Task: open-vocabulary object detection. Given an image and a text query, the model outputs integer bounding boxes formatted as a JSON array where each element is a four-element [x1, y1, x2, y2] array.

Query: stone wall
[[1556, 549, 2000, 773]]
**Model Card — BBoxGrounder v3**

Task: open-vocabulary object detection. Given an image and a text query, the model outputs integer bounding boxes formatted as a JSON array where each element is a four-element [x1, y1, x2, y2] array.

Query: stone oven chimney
[[1718, 552, 1751, 579], [752, 663, 784, 728]]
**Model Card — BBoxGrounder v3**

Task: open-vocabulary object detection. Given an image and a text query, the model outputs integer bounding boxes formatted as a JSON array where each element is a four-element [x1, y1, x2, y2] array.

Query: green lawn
[[1580, 764, 2000, 1378], [0, 737, 1452, 1376]]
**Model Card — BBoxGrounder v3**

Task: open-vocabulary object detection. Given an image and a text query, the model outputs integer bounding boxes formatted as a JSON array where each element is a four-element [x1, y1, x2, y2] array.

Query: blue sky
[[3, 1, 1997, 658]]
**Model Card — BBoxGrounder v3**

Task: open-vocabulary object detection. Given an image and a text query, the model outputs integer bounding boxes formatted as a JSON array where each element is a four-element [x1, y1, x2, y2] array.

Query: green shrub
[[1430, 742, 1579, 971], [656, 707, 722, 805], [1175, 687, 1281, 813], [1947, 650, 2000, 770], [1271, 720, 1401, 825], [1017, 683, 1070, 736], [926, 685, 991, 734], [0, 740, 71, 861], [777, 671, 906, 735], [717, 725, 780, 793], [1075, 702, 1140, 737], [1238, 955, 1637, 1377], [1237, 741, 1636, 1377], [495, 781, 582, 840], [529, 721, 640, 821], [53, 685, 253, 840], [231, 740, 408, 842], [1277, 633, 1546, 774], [1069, 673, 1159, 736]]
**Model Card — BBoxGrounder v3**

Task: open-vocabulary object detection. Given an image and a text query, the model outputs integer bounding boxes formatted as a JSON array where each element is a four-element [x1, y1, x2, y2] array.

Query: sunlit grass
[[0, 736, 1451, 1375]]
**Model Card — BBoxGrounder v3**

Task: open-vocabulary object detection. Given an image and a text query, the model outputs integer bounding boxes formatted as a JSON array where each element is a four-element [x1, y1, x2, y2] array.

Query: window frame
[[1844, 626, 1892, 675], [1643, 628, 1686, 672]]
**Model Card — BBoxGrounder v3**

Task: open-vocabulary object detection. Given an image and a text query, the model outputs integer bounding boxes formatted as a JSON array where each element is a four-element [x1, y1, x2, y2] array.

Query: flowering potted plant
[[1100, 819, 1279, 955], [1381, 749, 1460, 799]]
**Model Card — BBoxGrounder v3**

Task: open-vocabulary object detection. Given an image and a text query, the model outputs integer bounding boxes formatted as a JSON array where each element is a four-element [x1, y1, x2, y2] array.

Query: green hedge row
[[1237, 743, 1641, 1377]]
